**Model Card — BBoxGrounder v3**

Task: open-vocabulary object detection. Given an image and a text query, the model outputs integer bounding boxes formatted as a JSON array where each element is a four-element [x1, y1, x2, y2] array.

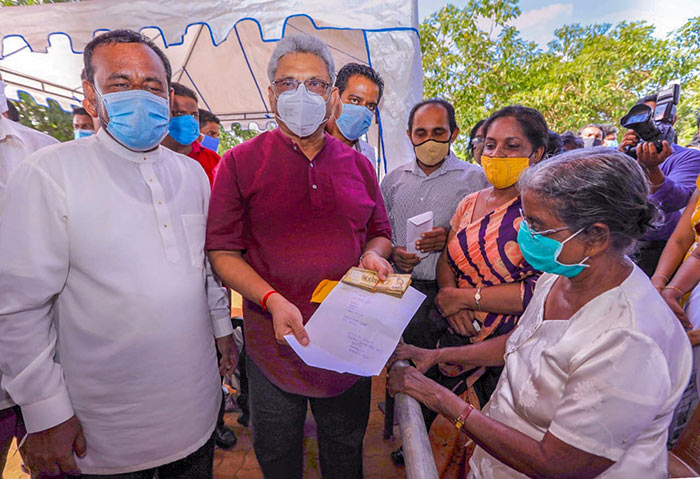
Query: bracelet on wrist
[[651, 274, 669, 284], [259, 290, 279, 311], [453, 404, 474, 430], [474, 286, 483, 311], [663, 285, 685, 297]]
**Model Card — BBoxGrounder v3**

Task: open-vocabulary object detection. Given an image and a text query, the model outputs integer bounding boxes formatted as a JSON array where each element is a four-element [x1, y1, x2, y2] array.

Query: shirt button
[[310, 163, 314, 168], [312, 184, 318, 190], [163, 224, 168, 228], [158, 201, 162, 205], [142, 157, 147, 161], [293, 146, 298, 151], [149, 178, 153, 182]]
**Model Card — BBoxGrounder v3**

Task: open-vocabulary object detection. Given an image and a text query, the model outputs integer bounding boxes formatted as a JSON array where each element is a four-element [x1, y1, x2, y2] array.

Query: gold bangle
[[663, 286, 686, 296], [651, 274, 669, 284], [453, 404, 474, 430]]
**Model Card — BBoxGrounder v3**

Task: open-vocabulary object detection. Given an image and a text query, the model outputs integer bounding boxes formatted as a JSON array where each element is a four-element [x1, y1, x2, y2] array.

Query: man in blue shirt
[[620, 94, 700, 275]]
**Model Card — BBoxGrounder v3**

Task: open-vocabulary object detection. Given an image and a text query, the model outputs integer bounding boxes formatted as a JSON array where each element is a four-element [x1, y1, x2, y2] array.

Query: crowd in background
[[0, 28, 699, 479]]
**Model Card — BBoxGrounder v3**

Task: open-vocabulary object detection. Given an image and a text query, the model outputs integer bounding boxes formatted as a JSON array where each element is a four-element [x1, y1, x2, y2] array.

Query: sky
[[418, 0, 700, 46]]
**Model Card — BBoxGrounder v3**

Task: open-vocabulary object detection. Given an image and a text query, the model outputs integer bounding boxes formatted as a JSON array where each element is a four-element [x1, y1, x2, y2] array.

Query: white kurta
[[469, 266, 692, 478], [0, 129, 232, 474], [0, 115, 57, 411]]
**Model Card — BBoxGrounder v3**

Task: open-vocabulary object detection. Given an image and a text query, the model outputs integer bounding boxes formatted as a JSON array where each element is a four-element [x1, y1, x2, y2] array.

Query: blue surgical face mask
[[95, 88, 170, 152], [200, 134, 220, 152], [335, 103, 373, 141], [604, 139, 619, 148], [169, 114, 200, 146], [74, 129, 94, 140], [517, 218, 590, 278]]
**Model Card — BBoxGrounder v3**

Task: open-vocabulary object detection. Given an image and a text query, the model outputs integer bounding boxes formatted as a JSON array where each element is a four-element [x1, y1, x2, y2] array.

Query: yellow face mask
[[481, 155, 530, 189]]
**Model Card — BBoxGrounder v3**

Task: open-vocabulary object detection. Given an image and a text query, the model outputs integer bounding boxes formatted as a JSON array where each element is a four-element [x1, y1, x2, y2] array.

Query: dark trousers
[[79, 435, 215, 479], [247, 357, 371, 479], [633, 239, 667, 277], [402, 279, 443, 350]]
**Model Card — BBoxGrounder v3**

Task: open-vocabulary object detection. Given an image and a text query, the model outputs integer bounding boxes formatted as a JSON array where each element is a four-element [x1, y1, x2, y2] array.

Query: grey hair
[[518, 147, 659, 254], [267, 34, 335, 85]]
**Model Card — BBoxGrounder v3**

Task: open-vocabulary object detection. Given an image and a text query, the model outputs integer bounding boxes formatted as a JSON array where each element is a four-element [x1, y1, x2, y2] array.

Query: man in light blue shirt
[[381, 98, 488, 349]]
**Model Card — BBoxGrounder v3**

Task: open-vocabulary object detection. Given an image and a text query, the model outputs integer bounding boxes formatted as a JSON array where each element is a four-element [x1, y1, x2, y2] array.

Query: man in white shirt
[[325, 63, 382, 169], [0, 29, 236, 478], [0, 74, 58, 478]]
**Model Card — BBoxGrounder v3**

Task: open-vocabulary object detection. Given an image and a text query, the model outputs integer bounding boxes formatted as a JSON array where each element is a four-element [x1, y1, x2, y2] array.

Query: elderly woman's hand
[[661, 288, 693, 330], [388, 342, 438, 373], [386, 363, 443, 408], [435, 287, 467, 317]]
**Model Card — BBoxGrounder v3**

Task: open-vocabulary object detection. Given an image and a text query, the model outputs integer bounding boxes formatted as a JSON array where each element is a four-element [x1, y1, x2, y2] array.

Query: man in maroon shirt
[[206, 34, 393, 479], [161, 83, 221, 187]]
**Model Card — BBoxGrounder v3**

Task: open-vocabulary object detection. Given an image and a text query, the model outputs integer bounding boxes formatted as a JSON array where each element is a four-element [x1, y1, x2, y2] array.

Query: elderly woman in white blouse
[[389, 148, 692, 478]]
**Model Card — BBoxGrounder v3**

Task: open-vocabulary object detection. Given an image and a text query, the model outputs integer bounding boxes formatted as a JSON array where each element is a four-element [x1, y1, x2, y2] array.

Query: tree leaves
[[421, 1, 700, 155]]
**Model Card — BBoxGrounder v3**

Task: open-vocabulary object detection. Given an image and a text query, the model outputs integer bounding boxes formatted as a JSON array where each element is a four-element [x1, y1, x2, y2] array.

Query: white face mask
[[275, 83, 329, 138], [0, 80, 8, 115]]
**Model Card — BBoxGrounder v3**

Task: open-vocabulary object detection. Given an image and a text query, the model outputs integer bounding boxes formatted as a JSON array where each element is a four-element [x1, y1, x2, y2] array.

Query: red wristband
[[259, 290, 279, 311]]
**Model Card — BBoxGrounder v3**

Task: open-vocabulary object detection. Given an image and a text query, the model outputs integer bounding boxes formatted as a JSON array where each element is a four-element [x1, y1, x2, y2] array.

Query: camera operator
[[620, 93, 700, 275]]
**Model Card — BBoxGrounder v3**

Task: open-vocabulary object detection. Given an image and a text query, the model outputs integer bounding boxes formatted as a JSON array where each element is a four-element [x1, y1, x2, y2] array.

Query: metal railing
[[391, 360, 439, 479]]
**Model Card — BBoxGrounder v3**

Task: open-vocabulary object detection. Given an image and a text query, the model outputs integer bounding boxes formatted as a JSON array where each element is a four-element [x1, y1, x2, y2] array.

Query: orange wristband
[[259, 290, 279, 311]]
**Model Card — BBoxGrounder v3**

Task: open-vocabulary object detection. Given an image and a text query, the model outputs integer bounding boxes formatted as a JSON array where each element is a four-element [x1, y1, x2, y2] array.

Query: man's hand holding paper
[[285, 268, 426, 376]]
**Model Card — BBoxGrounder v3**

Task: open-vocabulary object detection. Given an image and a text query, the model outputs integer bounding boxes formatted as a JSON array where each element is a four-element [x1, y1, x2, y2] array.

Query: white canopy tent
[[0, 0, 423, 173]]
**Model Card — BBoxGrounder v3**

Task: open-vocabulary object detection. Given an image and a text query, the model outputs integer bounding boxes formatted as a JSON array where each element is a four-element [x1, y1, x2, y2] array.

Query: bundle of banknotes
[[341, 267, 412, 298]]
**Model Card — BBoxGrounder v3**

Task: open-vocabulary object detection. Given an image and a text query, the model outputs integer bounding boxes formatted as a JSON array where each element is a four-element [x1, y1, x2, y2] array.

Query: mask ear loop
[[555, 227, 591, 268]]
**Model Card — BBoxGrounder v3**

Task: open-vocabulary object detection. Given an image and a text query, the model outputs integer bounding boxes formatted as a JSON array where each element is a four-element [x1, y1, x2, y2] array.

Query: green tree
[[420, 1, 700, 154], [14, 92, 73, 142], [218, 122, 259, 154]]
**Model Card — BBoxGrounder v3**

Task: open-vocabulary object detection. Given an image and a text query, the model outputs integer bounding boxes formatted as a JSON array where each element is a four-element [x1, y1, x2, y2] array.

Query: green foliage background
[[2, 0, 699, 156], [421, 1, 700, 157]]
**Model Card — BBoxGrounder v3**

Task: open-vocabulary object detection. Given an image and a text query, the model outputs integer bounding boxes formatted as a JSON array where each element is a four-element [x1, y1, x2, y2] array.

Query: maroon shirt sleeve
[[205, 149, 245, 251]]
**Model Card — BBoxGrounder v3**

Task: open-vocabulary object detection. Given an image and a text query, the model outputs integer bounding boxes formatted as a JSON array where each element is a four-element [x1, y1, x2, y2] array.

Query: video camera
[[620, 83, 680, 158]]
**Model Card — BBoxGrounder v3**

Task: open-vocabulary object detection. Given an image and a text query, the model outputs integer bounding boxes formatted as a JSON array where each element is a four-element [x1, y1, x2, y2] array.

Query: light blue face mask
[[200, 134, 220, 152], [517, 218, 590, 278], [74, 129, 94, 140], [169, 114, 200, 146], [335, 103, 374, 141], [96, 88, 170, 152]]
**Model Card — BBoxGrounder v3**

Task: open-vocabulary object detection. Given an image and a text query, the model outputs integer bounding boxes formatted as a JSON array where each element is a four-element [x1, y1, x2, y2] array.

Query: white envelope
[[406, 211, 434, 259]]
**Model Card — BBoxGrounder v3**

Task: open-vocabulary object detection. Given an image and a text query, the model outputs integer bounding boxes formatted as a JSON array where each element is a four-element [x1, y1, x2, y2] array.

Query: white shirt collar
[[95, 127, 163, 164]]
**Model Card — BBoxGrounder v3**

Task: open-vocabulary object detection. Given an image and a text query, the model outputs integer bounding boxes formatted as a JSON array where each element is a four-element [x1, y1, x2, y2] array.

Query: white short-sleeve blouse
[[469, 265, 692, 478]]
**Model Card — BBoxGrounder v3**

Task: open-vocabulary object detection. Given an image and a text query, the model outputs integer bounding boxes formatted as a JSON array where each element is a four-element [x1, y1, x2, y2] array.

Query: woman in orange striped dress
[[393, 105, 548, 478]]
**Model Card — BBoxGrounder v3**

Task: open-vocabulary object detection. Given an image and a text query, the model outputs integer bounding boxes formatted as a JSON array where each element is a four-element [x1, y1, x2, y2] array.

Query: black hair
[[545, 130, 563, 158], [199, 109, 220, 128], [578, 123, 604, 137], [72, 107, 89, 117], [407, 98, 458, 133], [334, 63, 384, 103], [172, 82, 198, 103], [5, 100, 19, 122], [83, 29, 172, 87], [560, 131, 584, 150], [468, 119, 486, 152], [482, 105, 548, 154]]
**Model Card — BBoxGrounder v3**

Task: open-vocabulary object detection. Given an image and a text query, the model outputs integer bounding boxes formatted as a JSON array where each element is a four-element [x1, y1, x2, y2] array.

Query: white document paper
[[285, 282, 426, 376], [405, 211, 433, 259]]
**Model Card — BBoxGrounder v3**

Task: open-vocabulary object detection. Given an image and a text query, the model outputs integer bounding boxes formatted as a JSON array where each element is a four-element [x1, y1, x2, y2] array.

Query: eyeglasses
[[519, 209, 570, 239], [272, 78, 331, 96]]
